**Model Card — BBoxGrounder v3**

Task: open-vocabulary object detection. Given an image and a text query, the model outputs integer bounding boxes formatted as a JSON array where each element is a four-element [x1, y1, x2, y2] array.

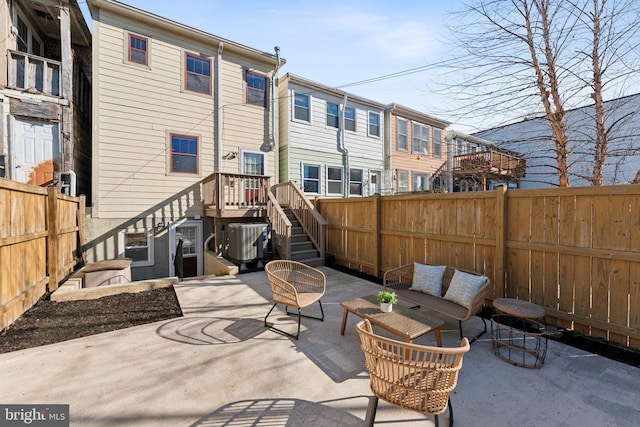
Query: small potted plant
[[377, 290, 398, 312]]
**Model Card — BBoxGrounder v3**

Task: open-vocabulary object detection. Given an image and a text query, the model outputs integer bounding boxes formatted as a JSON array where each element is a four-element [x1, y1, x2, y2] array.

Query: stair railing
[[273, 181, 326, 260], [267, 190, 292, 260]]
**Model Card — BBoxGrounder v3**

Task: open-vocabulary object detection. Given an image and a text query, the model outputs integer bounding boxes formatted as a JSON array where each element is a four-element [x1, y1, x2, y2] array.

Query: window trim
[[397, 169, 409, 193], [432, 128, 443, 158], [412, 122, 430, 155], [396, 117, 408, 151], [302, 163, 321, 194], [14, 7, 43, 55], [326, 101, 339, 129], [183, 51, 212, 95], [349, 168, 364, 196], [368, 111, 381, 138], [127, 33, 148, 66], [118, 229, 154, 267], [168, 133, 200, 176], [293, 91, 311, 123], [245, 70, 267, 107], [344, 106, 356, 132], [412, 172, 430, 192], [326, 165, 344, 195]]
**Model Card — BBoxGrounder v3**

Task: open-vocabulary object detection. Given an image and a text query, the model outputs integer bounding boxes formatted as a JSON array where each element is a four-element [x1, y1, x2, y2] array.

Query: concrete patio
[[0, 267, 638, 426]]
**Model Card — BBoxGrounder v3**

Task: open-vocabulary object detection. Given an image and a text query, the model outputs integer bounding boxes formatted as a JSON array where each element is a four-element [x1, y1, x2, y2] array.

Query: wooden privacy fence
[[0, 180, 85, 330], [316, 185, 640, 350]]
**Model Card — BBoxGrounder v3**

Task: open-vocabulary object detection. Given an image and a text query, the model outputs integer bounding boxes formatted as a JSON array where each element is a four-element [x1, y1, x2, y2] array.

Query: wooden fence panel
[[317, 184, 640, 350], [0, 180, 83, 329]]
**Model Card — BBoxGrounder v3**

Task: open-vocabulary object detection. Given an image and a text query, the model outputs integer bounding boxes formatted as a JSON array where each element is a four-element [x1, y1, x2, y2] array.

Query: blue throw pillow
[[409, 263, 447, 296], [443, 269, 488, 308]]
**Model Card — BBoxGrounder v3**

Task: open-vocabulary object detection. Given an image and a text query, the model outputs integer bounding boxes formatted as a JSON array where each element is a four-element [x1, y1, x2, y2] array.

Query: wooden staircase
[[285, 209, 324, 266]]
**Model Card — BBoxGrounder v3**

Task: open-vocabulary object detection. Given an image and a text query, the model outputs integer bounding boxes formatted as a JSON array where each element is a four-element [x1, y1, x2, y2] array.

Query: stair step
[[290, 234, 309, 243], [294, 257, 325, 267], [291, 241, 314, 251], [291, 249, 319, 261]]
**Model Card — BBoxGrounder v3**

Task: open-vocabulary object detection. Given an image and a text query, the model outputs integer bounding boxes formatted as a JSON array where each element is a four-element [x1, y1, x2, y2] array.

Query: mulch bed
[[0, 286, 183, 354]]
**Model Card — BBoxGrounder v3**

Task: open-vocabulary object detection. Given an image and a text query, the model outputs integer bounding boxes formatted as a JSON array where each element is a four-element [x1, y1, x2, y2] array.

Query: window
[[397, 170, 408, 192], [413, 172, 430, 191], [170, 134, 199, 174], [294, 92, 310, 122], [327, 166, 343, 195], [242, 151, 265, 175], [303, 164, 320, 193], [350, 169, 363, 196], [433, 128, 443, 158], [368, 112, 380, 137], [326, 102, 339, 128], [345, 107, 356, 131], [128, 34, 148, 65], [412, 123, 430, 155], [14, 9, 42, 55], [119, 230, 153, 267], [184, 53, 211, 94], [246, 71, 267, 106], [397, 118, 408, 151]]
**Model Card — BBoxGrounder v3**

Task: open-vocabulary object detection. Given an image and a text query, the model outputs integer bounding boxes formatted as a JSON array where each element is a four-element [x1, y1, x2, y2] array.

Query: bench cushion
[[443, 269, 488, 308], [409, 263, 446, 296]]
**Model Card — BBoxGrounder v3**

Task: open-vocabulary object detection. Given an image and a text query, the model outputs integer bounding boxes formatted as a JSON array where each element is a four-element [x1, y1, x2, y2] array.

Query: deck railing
[[266, 191, 292, 259], [7, 50, 61, 96], [273, 181, 326, 260], [453, 150, 525, 177], [202, 172, 270, 216]]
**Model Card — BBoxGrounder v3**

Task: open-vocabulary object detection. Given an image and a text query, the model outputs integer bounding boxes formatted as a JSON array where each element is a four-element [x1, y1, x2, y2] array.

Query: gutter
[[340, 95, 349, 197], [216, 42, 224, 172]]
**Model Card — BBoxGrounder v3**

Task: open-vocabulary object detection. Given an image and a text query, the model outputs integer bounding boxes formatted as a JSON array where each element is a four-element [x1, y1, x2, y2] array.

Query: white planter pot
[[380, 302, 393, 313]]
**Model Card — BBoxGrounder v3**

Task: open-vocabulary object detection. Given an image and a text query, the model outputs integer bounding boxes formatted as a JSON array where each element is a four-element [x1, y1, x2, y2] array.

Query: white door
[[169, 220, 203, 278], [369, 171, 381, 195], [12, 120, 59, 185]]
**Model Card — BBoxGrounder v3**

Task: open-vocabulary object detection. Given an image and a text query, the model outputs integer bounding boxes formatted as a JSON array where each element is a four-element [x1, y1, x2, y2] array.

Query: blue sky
[[79, 1, 480, 132]]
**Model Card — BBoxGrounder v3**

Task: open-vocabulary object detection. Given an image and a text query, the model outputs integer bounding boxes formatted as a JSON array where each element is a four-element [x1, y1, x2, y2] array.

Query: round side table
[[491, 298, 548, 368]]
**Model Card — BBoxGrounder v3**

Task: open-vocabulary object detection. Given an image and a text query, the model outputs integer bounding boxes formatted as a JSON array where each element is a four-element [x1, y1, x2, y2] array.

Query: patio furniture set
[[263, 259, 548, 425]]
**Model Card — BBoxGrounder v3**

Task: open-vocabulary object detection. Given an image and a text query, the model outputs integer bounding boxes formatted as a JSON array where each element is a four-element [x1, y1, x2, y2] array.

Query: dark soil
[[0, 286, 183, 354]]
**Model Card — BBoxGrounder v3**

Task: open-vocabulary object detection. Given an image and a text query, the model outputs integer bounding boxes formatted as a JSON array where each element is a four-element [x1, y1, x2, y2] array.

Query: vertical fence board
[[609, 260, 629, 346], [591, 258, 610, 339], [630, 262, 640, 349]]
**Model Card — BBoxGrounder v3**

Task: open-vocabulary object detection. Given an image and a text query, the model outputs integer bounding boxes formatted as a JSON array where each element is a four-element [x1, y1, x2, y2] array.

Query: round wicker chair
[[356, 319, 470, 426], [264, 260, 326, 340]]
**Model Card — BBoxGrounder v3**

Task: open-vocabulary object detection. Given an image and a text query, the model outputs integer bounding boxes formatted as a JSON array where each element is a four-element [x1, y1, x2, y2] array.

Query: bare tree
[[439, 0, 640, 187]]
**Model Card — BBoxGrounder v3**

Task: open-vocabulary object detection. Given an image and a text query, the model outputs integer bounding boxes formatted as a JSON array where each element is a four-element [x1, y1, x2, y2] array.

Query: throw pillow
[[409, 263, 447, 296], [443, 269, 488, 308]]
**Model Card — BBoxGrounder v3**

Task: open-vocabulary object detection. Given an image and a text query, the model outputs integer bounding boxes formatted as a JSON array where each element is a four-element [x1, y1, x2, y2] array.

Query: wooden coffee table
[[340, 295, 445, 345]]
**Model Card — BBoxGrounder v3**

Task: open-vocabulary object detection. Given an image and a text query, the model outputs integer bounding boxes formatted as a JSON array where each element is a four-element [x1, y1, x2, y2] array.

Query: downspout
[[270, 46, 281, 182], [384, 104, 393, 195], [215, 42, 224, 172], [340, 95, 349, 197]]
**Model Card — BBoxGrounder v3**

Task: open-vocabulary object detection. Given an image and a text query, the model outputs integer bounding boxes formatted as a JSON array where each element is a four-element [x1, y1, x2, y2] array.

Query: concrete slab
[[0, 267, 638, 426]]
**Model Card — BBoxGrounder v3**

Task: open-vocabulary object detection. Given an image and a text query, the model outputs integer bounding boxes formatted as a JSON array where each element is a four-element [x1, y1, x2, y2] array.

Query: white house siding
[[475, 94, 640, 188], [278, 75, 385, 197]]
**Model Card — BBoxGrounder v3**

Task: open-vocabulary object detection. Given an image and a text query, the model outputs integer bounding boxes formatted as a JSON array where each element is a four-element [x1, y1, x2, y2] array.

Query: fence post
[[495, 186, 507, 298], [47, 187, 59, 292], [373, 194, 381, 278], [77, 195, 86, 265]]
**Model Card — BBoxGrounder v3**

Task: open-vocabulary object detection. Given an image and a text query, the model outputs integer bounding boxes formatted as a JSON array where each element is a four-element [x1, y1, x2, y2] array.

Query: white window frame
[[396, 117, 408, 151], [14, 7, 43, 55], [349, 168, 364, 196], [412, 172, 430, 192], [118, 229, 154, 267], [397, 170, 409, 193], [368, 111, 381, 138], [412, 123, 430, 155], [326, 165, 343, 195], [302, 163, 321, 194], [344, 106, 356, 132], [293, 91, 311, 123], [326, 101, 339, 129], [432, 128, 443, 158]]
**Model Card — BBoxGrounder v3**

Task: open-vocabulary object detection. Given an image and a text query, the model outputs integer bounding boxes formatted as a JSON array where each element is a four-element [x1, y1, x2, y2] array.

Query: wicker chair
[[356, 319, 470, 427], [264, 260, 326, 340]]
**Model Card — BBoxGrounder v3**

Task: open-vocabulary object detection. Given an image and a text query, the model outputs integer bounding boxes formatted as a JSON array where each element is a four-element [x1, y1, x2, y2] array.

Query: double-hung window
[[327, 166, 343, 195], [432, 128, 443, 158], [345, 107, 356, 131], [412, 123, 430, 155], [246, 71, 267, 107], [413, 172, 430, 191], [368, 112, 380, 137], [303, 164, 320, 193], [184, 52, 211, 94], [397, 118, 408, 151], [119, 229, 154, 267], [294, 92, 310, 122], [128, 34, 148, 65], [350, 169, 363, 196], [170, 134, 199, 174], [326, 102, 339, 128], [397, 170, 409, 192]]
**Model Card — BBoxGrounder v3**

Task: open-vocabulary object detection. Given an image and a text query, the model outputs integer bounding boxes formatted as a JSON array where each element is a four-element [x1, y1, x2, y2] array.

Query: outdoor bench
[[383, 263, 490, 343]]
